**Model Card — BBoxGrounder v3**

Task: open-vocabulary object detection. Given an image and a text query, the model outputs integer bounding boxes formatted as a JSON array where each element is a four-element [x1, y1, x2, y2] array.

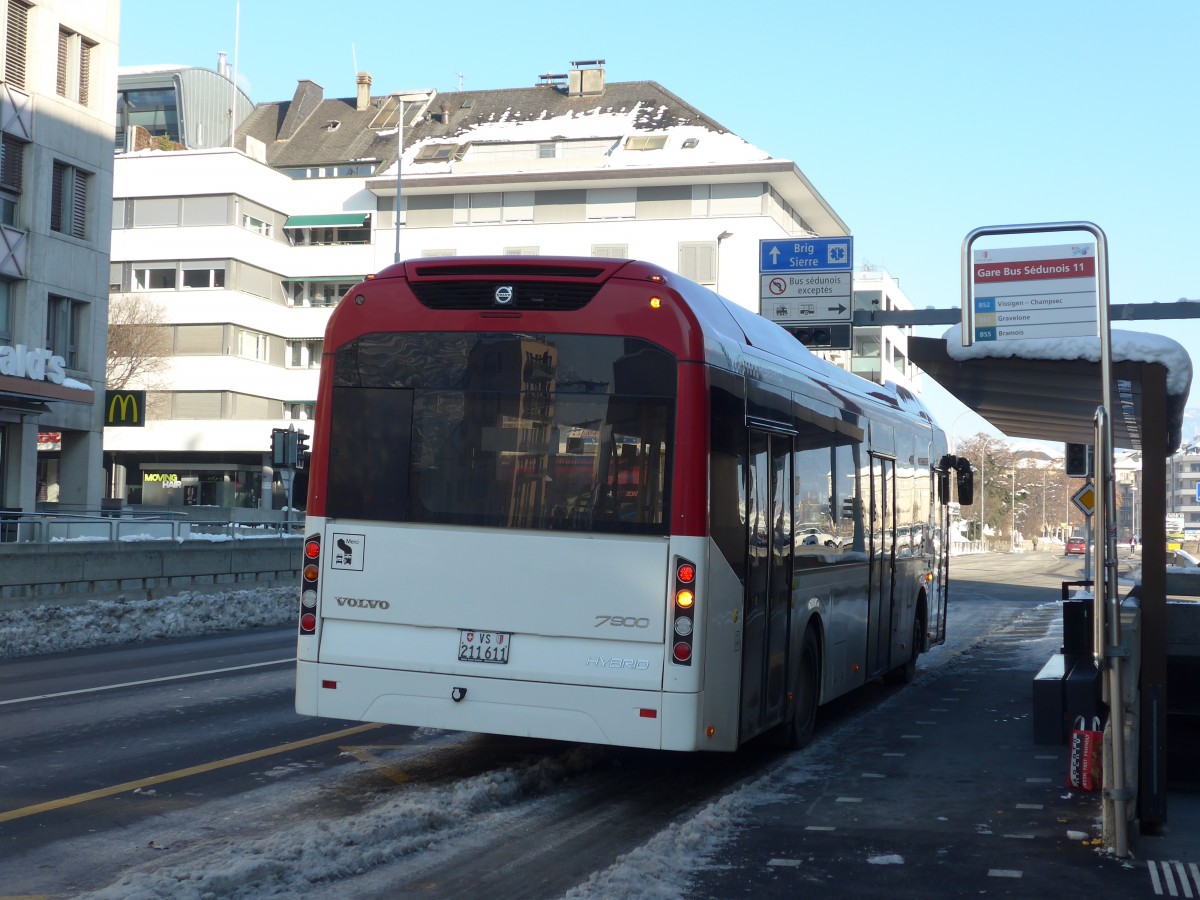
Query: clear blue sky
[[118, 0, 1200, 446]]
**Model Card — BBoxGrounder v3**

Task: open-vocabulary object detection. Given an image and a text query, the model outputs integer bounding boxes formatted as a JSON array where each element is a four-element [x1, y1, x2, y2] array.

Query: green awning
[[283, 213, 369, 228]]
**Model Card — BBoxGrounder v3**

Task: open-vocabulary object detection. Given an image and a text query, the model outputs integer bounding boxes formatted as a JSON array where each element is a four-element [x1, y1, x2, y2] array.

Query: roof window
[[625, 135, 668, 151]]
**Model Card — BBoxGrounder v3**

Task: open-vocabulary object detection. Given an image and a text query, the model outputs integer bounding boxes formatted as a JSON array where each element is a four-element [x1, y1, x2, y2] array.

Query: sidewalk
[[688, 602, 1200, 899]]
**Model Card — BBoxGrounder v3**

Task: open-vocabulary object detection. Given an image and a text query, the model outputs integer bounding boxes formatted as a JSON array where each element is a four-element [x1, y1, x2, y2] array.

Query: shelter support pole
[[1138, 363, 1169, 827]]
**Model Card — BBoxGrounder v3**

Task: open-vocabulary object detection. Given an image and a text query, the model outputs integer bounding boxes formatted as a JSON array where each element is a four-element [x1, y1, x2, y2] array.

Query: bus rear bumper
[[297, 660, 718, 751]]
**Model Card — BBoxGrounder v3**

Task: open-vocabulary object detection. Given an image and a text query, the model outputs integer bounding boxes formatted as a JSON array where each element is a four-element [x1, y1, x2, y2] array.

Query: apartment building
[[0, 0, 118, 516], [107, 61, 912, 511]]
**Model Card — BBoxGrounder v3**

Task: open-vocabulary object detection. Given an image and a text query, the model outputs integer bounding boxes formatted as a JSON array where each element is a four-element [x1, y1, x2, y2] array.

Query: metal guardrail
[[0, 509, 304, 543]]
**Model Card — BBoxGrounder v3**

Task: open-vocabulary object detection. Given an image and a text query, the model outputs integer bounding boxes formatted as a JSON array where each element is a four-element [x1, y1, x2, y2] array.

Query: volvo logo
[[494, 285, 515, 306], [335, 597, 390, 610]]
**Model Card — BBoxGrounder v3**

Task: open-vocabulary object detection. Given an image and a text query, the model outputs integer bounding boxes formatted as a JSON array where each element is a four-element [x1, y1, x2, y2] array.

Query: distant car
[[1065, 536, 1087, 555], [797, 525, 842, 549]]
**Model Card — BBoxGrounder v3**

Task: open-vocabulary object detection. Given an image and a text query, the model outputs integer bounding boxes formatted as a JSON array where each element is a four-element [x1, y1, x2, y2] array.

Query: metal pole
[[393, 98, 405, 264], [962, 221, 1126, 856]]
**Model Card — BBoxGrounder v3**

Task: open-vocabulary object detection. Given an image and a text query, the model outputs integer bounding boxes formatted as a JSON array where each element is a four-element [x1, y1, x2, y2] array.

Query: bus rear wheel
[[776, 627, 820, 750], [885, 612, 924, 685]]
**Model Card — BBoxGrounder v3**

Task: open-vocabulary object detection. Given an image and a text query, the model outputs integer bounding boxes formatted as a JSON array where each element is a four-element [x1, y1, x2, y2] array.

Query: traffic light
[[792, 326, 832, 348], [1065, 442, 1093, 478], [295, 431, 311, 470], [271, 428, 288, 467]]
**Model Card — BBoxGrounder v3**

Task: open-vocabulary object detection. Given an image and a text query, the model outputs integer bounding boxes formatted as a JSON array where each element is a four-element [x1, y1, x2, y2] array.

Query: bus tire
[[777, 626, 820, 750], [885, 609, 924, 685]]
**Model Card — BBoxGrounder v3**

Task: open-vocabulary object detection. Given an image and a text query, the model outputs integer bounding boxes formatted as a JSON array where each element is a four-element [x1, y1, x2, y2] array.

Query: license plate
[[458, 629, 511, 664]]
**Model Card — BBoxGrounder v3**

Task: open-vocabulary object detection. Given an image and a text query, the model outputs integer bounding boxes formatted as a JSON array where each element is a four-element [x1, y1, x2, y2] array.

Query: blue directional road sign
[[760, 237, 854, 273]]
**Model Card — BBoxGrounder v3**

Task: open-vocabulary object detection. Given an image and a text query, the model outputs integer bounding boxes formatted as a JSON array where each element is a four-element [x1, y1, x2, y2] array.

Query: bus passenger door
[[739, 431, 792, 741], [867, 455, 896, 676]]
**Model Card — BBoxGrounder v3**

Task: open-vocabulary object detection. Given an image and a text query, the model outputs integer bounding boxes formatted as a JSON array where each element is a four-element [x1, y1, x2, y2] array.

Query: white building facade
[[0, 0, 118, 517], [107, 63, 925, 511]]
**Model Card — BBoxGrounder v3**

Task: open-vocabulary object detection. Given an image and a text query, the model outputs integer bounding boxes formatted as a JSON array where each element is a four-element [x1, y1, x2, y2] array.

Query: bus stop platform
[[687, 600, 1200, 899]]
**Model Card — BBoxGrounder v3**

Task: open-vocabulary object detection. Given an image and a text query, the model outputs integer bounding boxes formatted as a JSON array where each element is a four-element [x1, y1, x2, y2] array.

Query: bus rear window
[[326, 332, 676, 535]]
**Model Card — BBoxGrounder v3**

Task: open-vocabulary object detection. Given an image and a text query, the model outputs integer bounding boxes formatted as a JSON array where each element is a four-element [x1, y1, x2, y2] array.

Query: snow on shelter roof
[[907, 325, 1192, 453]]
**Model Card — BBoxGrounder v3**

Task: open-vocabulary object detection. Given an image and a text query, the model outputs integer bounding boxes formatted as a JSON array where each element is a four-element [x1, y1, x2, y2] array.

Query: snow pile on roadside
[[0, 587, 296, 659]]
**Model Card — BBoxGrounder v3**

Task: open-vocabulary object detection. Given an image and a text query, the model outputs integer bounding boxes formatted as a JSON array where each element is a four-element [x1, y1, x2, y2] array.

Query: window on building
[[292, 224, 371, 246], [624, 135, 668, 151], [242, 214, 271, 236], [591, 244, 629, 258], [132, 197, 180, 227], [0, 278, 12, 341], [677, 242, 717, 285], [238, 329, 268, 361], [181, 261, 226, 289], [56, 28, 95, 106], [468, 193, 501, 225], [173, 324, 224, 355], [50, 161, 89, 239], [0, 132, 24, 226], [413, 143, 463, 162], [115, 87, 179, 150], [47, 294, 87, 369], [586, 187, 636, 220], [503, 191, 534, 223], [181, 195, 229, 226], [287, 339, 323, 368], [503, 246, 539, 256], [285, 402, 316, 421], [279, 162, 378, 179], [238, 198, 280, 237], [133, 265, 177, 290], [3, 0, 29, 91]]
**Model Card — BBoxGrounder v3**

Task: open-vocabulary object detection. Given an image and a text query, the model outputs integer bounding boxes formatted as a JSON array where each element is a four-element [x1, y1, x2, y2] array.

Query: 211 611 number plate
[[458, 629, 511, 664]]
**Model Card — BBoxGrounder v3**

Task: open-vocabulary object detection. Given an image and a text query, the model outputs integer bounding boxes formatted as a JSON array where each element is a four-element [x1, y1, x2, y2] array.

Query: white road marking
[[988, 869, 1023, 879], [0, 658, 295, 705]]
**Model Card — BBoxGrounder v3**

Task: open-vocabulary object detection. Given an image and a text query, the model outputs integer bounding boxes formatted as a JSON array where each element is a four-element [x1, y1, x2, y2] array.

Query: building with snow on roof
[[106, 60, 919, 511]]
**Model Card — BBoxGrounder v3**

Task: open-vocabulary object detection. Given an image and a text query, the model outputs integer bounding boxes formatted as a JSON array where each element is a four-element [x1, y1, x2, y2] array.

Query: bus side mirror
[[955, 458, 974, 506]]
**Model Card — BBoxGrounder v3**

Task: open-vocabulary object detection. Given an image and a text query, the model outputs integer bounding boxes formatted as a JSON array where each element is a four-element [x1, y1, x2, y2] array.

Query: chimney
[[356, 72, 372, 111], [567, 59, 606, 97], [438, 102, 452, 125], [217, 51, 228, 78]]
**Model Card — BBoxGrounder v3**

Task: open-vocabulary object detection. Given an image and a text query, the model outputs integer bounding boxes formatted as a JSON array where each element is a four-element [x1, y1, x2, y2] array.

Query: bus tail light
[[300, 534, 320, 635], [670, 557, 696, 666]]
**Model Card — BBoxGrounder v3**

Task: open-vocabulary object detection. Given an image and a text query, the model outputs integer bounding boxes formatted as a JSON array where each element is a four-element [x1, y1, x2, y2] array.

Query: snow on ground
[[0, 587, 296, 659], [1, 575, 1070, 897]]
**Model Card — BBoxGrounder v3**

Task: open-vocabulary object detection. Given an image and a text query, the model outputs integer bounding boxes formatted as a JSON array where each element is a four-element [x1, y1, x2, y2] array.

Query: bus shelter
[[908, 331, 1192, 829]]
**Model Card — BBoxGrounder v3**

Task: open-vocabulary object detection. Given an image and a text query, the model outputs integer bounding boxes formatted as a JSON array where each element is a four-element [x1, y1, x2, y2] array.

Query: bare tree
[[107, 294, 172, 390]]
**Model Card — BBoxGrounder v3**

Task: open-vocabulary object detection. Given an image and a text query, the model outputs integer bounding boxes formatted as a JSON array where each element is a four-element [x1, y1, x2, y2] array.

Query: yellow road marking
[[0, 723, 383, 824], [341, 745, 412, 785]]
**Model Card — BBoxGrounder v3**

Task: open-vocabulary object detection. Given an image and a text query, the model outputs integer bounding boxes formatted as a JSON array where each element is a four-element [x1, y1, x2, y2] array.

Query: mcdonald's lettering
[[105, 390, 146, 427]]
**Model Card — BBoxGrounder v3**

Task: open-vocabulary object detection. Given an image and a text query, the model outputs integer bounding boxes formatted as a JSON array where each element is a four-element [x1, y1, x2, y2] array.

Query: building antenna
[[230, 0, 240, 148], [457, 71, 464, 91], [352, 44, 358, 79]]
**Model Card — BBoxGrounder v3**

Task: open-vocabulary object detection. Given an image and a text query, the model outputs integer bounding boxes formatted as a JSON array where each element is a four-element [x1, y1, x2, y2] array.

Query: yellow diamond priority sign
[[1072, 482, 1095, 518]]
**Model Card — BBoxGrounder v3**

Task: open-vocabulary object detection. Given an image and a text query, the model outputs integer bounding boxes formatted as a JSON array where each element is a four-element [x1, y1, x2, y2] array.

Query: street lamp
[[715, 231, 733, 295], [392, 89, 435, 264], [1011, 470, 1016, 548]]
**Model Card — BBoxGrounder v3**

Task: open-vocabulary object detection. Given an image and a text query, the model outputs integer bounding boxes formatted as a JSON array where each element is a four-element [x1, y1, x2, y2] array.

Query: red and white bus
[[295, 257, 971, 751]]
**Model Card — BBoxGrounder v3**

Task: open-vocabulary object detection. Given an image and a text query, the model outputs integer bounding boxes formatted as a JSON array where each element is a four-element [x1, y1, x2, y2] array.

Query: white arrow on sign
[[769, 246, 781, 265]]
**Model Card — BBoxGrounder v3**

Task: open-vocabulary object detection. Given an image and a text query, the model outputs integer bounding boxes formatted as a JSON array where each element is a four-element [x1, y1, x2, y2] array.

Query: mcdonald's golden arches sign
[[104, 390, 146, 426]]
